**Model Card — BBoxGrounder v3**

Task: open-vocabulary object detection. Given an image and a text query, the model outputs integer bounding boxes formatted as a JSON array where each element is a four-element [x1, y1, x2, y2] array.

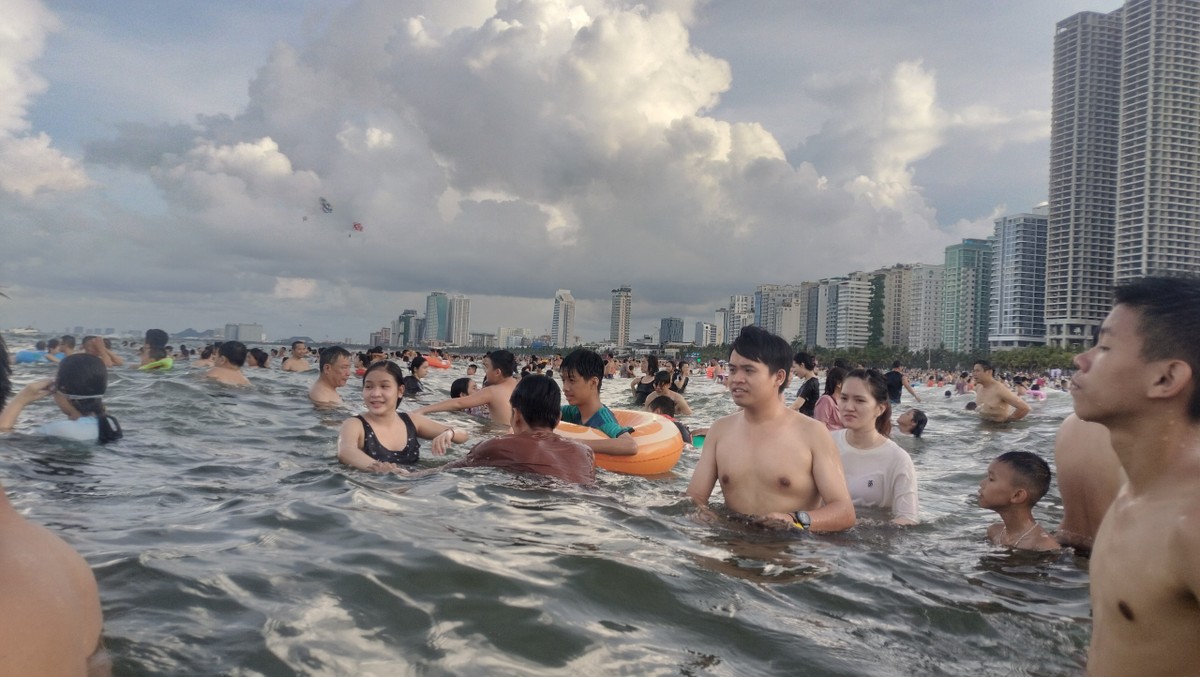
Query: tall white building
[[754, 284, 805, 339], [551, 290, 576, 348], [446, 294, 471, 347], [942, 239, 993, 353], [423, 291, 449, 344], [832, 273, 874, 349], [610, 285, 632, 347], [1049, 1, 1200, 349], [907, 264, 945, 352], [713, 308, 728, 345], [694, 322, 717, 347], [726, 295, 753, 341], [873, 264, 914, 348], [989, 209, 1048, 350]]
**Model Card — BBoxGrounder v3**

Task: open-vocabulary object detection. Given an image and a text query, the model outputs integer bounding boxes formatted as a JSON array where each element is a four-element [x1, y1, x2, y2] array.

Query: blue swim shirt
[[561, 405, 633, 439]]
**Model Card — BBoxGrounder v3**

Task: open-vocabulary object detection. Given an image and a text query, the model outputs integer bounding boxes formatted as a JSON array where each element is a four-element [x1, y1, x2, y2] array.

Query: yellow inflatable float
[[556, 409, 684, 475]]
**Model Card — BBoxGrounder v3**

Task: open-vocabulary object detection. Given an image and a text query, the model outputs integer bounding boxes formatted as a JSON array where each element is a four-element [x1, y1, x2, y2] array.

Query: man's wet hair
[[558, 349, 605, 392], [793, 351, 815, 371], [291, 340, 305, 350], [320, 346, 350, 372], [48, 338, 60, 351], [973, 359, 994, 374], [145, 329, 169, 348], [832, 357, 850, 369], [1114, 275, 1200, 420], [219, 341, 248, 368], [485, 350, 517, 378], [995, 451, 1051, 505], [730, 325, 792, 393], [508, 374, 561, 429], [653, 370, 672, 387], [59, 335, 76, 349], [648, 396, 676, 417], [909, 409, 928, 437]]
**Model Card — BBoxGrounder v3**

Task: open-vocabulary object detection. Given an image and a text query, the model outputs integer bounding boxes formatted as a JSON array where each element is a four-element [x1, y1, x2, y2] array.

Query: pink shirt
[[813, 394, 843, 431]]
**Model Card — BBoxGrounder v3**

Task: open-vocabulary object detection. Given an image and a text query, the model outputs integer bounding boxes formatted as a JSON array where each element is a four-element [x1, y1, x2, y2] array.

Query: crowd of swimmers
[[2, 274, 1200, 673]]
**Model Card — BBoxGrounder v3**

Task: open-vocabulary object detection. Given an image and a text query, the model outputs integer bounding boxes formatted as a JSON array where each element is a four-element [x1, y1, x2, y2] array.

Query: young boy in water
[[559, 348, 637, 456], [977, 451, 1061, 551]]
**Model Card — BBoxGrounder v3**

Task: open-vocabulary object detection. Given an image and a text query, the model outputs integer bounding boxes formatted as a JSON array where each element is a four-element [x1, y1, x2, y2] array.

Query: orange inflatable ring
[[556, 409, 683, 475], [426, 355, 451, 369]]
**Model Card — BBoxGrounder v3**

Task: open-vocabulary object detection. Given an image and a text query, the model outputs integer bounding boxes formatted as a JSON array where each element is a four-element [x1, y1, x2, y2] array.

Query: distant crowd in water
[[4, 274, 1200, 673]]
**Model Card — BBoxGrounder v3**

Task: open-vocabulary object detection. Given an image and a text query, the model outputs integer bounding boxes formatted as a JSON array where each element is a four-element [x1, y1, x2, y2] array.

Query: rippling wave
[[0, 352, 1090, 675]]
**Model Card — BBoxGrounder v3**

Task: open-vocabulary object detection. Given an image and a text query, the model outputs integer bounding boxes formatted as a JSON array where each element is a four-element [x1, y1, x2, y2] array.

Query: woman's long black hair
[[56, 354, 123, 444]]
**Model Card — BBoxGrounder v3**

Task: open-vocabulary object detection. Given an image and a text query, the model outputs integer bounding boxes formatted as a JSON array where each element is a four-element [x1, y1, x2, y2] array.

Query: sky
[[1, 0, 1112, 343]]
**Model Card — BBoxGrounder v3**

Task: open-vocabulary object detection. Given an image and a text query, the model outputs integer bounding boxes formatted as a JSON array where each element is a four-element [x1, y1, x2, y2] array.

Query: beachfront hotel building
[[694, 321, 717, 347], [659, 317, 684, 345], [610, 285, 632, 347], [551, 289, 576, 348], [907, 264, 945, 352], [446, 294, 471, 347], [989, 209, 1049, 350], [725, 295, 753, 342], [1049, 0, 1200, 349], [873, 264, 914, 348], [423, 291, 449, 345], [942, 238, 993, 353]]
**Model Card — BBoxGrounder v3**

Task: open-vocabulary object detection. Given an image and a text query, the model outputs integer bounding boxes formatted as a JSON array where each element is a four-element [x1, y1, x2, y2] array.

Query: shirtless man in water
[[1052, 414, 1124, 554], [971, 359, 1030, 423], [687, 326, 855, 532], [1071, 276, 1200, 675], [309, 346, 351, 406], [414, 350, 518, 427], [0, 483, 109, 675], [281, 341, 313, 372]]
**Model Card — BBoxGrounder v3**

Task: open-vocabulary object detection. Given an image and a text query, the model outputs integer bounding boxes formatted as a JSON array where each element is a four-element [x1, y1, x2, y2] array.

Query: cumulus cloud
[[0, 0, 90, 196], [3, 0, 1055, 339]]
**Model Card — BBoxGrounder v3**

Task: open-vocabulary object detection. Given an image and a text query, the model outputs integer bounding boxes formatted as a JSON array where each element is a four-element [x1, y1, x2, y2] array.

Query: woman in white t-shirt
[[834, 368, 919, 525]]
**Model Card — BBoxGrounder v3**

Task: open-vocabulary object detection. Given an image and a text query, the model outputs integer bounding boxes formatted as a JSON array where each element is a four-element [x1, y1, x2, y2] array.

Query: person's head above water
[[841, 368, 892, 436], [450, 377, 476, 399], [362, 360, 407, 409], [508, 374, 561, 430], [982, 451, 1051, 508], [1089, 275, 1200, 421], [319, 346, 352, 386], [218, 341, 248, 368], [560, 349, 605, 393], [144, 329, 169, 349], [824, 366, 848, 397], [729, 325, 792, 395], [484, 350, 517, 379], [898, 409, 928, 437], [54, 353, 123, 444]]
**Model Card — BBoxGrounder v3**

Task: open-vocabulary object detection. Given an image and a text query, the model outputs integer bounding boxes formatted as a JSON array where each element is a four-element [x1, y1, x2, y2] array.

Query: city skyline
[[2, 1, 1082, 342]]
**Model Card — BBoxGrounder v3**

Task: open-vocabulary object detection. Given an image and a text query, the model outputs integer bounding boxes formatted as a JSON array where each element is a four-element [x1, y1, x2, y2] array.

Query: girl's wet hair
[[410, 355, 427, 375], [450, 377, 473, 398], [823, 367, 847, 397], [55, 353, 123, 444], [362, 360, 407, 409], [845, 368, 892, 436]]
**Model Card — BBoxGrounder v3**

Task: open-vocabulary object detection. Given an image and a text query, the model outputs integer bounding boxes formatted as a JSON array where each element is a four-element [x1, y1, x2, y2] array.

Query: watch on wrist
[[791, 511, 811, 530]]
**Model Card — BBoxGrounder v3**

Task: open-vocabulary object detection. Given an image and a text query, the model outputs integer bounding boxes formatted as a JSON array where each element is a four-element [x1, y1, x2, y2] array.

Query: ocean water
[[1, 345, 1091, 676]]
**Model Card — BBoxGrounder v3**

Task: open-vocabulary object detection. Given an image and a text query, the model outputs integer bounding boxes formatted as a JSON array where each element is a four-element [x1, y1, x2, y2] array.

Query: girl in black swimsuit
[[630, 354, 659, 406], [337, 361, 469, 472]]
